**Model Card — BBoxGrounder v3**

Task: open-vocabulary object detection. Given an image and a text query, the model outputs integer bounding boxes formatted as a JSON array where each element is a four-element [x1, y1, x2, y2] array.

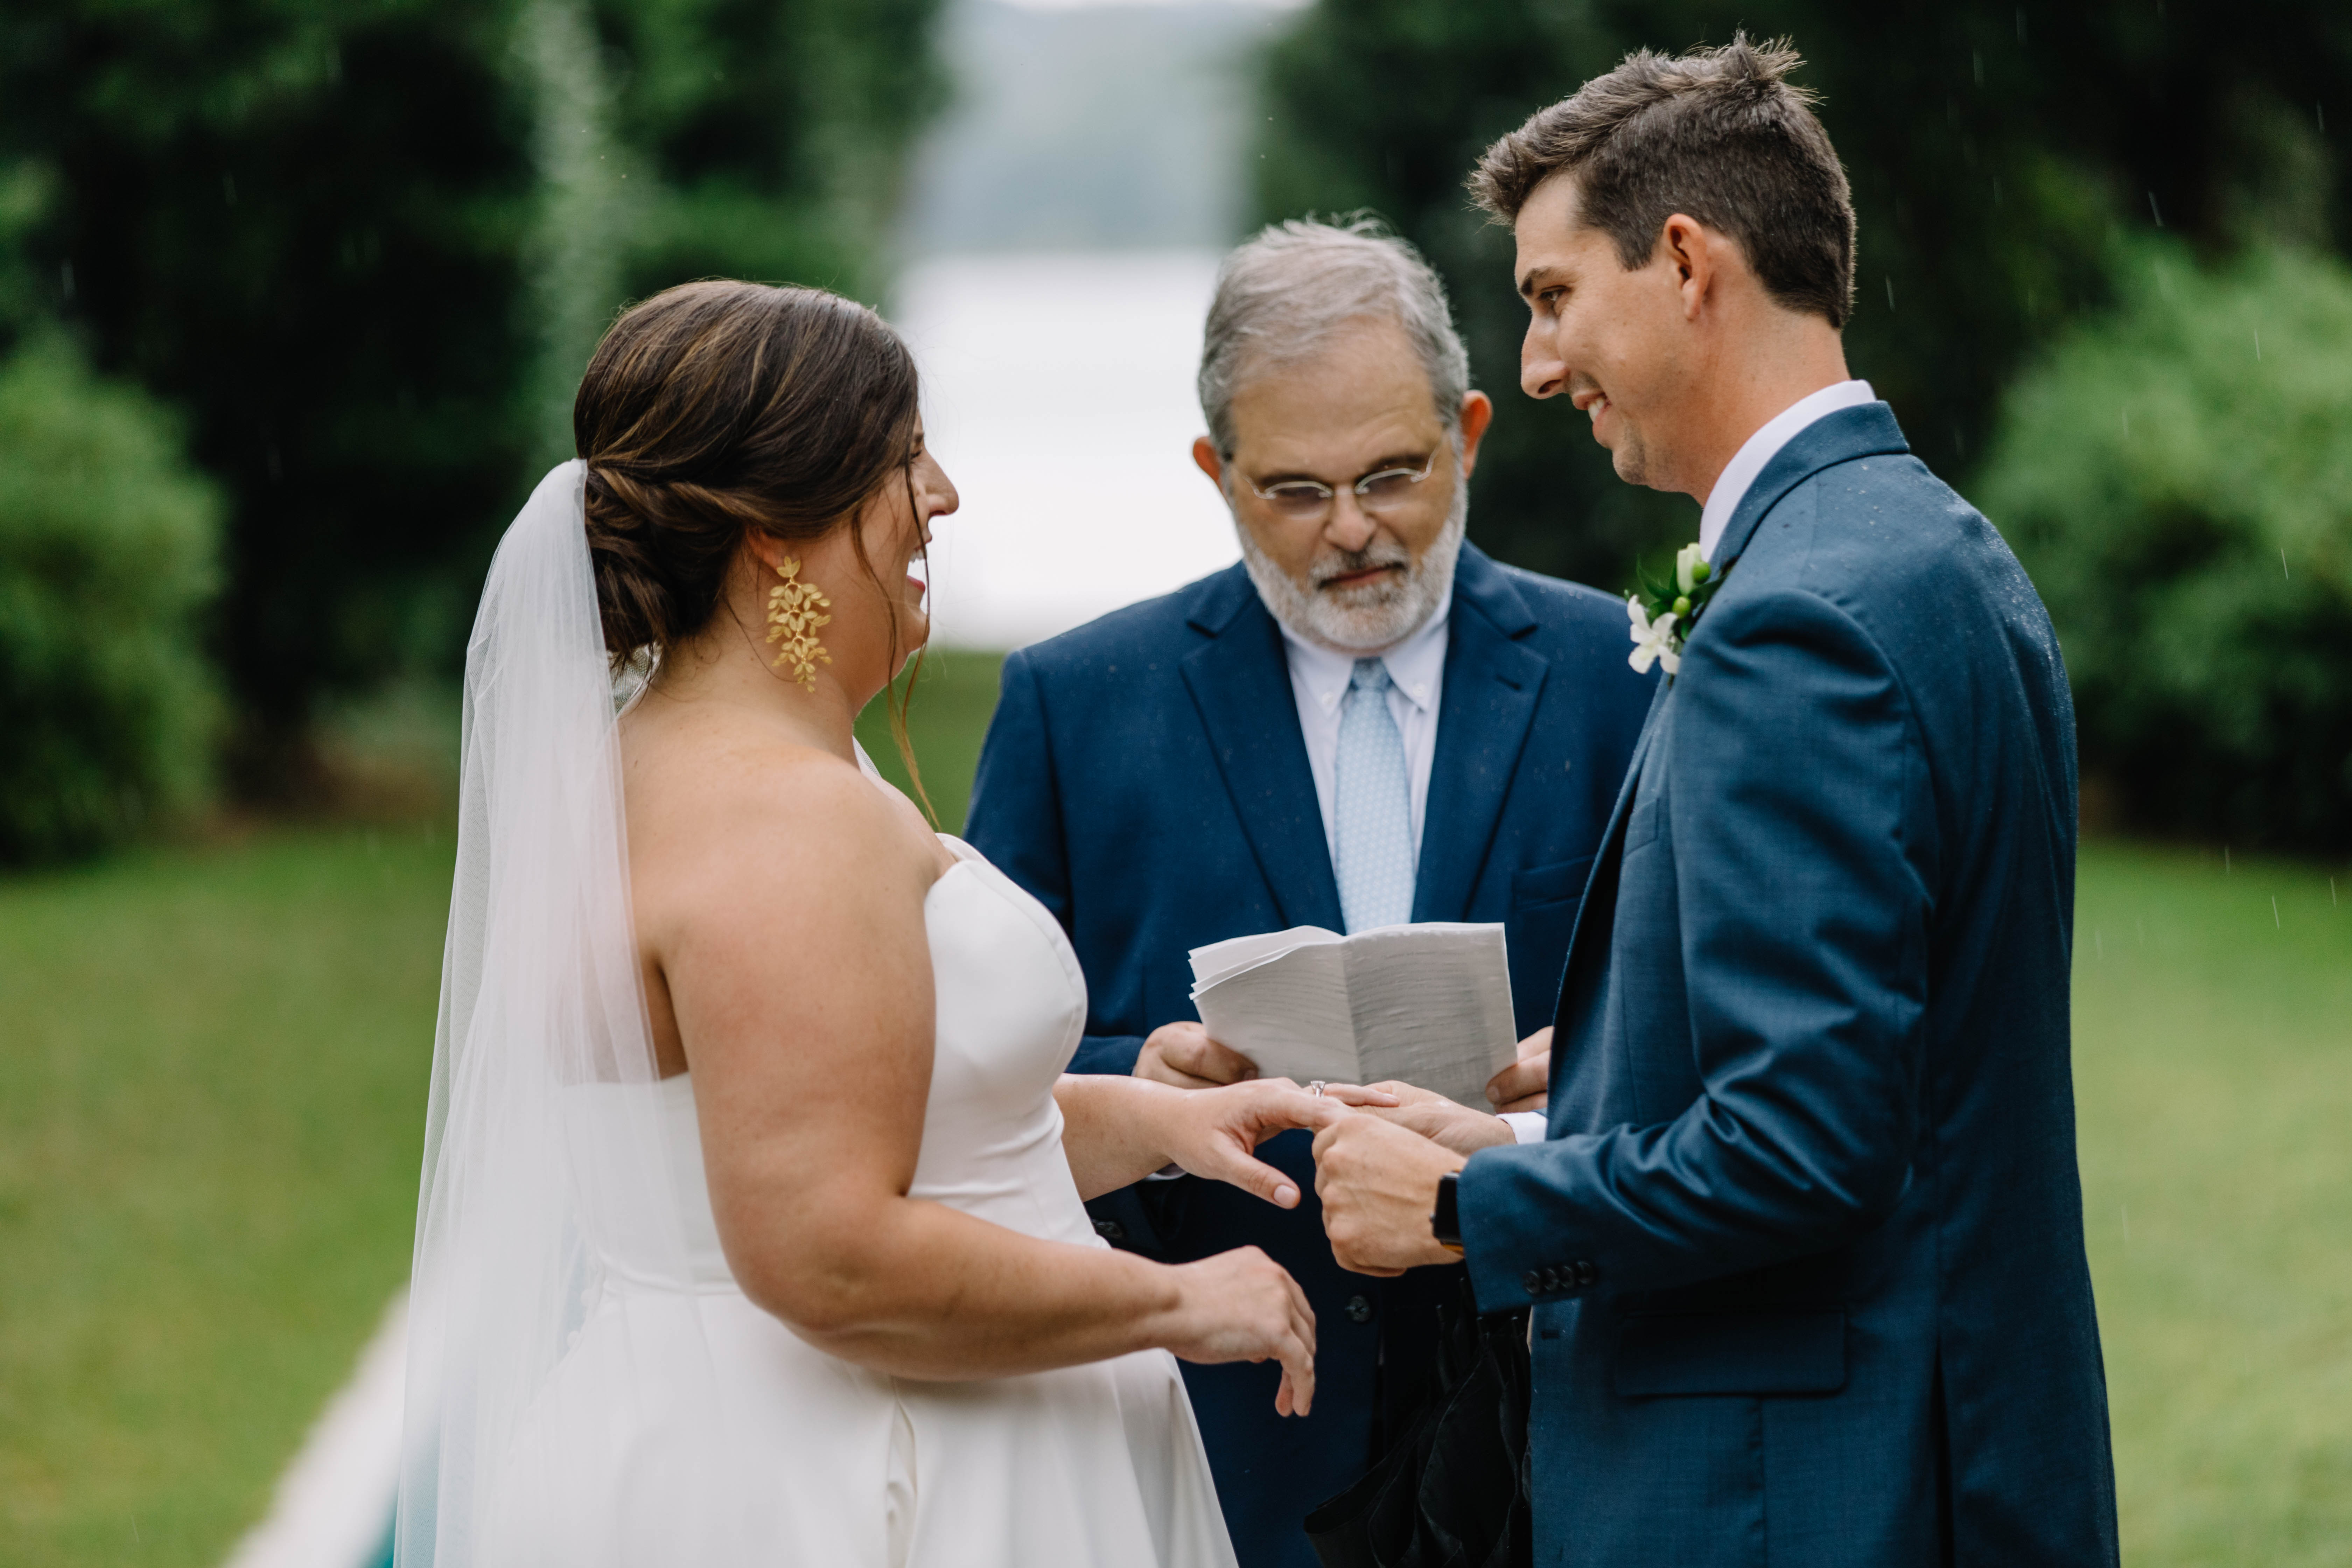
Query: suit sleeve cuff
[[1458, 1140, 1607, 1315]]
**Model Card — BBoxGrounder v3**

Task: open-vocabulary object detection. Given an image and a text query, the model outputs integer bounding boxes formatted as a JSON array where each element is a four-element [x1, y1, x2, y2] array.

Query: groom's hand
[[1312, 1114, 1467, 1276], [1135, 1020, 1259, 1089]]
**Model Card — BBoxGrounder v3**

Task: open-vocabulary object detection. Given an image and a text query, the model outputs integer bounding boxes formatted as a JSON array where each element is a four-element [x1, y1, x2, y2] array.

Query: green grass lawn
[[0, 827, 453, 1567], [3, 657, 2347, 1566], [2071, 845, 2352, 1563]]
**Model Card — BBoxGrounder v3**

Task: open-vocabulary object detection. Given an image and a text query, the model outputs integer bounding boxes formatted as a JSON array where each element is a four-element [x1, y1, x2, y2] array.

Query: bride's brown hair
[[576, 279, 932, 805]]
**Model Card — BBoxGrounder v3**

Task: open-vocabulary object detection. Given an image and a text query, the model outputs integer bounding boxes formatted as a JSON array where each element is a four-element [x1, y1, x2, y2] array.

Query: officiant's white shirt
[[1698, 379, 1876, 562], [1276, 600, 1449, 865], [1269, 598, 1560, 1142]]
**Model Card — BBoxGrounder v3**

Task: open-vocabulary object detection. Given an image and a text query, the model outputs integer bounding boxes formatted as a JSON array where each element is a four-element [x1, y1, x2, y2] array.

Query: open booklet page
[[1188, 923, 1518, 1108]]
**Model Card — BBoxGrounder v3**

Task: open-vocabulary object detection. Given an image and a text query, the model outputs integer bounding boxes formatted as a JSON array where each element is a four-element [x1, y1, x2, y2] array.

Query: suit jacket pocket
[[1611, 1311, 1847, 1397], [1511, 854, 1595, 910]]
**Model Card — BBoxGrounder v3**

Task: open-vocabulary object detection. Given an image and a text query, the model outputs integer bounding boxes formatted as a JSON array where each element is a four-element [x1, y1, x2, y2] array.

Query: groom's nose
[[1521, 317, 1568, 401]]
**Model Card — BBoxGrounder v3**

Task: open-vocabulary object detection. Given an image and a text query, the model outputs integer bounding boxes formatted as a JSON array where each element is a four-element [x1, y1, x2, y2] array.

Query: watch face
[[1433, 1172, 1462, 1247]]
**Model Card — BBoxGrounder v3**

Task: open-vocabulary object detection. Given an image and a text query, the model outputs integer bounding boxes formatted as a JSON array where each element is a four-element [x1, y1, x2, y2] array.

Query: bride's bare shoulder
[[622, 715, 935, 937]]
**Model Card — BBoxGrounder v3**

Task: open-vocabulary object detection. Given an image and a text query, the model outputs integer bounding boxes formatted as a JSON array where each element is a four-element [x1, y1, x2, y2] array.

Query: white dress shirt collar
[[1275, 602, 1450, 723], [1697, 378, 1875, 561]]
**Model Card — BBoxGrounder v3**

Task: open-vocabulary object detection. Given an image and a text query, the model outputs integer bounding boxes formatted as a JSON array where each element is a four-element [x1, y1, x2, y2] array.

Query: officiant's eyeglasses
[[1247, 453, 1437, 522]]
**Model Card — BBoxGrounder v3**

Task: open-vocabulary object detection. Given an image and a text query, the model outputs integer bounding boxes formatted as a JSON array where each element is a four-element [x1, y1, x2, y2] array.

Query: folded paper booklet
[[1187, 923, 1518, 1110]]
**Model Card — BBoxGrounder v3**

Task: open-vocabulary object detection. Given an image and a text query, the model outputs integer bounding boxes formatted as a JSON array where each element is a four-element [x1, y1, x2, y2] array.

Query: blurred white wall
[[894, 251, 1240, 650], [889, 0, 1299, 650]]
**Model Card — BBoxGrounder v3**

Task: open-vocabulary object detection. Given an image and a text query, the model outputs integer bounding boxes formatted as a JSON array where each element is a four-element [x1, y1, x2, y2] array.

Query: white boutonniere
[[1626, 542, 1727, 678]]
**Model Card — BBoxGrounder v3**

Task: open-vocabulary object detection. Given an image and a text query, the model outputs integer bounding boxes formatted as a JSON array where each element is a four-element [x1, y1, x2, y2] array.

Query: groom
[[1311, 38, 2121, 1566], [966, 219, 1653, 1568]]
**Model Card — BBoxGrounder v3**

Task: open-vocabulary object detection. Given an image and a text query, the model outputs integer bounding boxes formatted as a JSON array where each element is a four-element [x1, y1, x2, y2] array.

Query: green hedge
[[1981, 241, 2352, 851], [0, 335, 222, 864]]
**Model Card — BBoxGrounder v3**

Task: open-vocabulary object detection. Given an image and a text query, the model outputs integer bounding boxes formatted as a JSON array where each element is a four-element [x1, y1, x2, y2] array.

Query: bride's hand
[[1162, 1080, 1393, 1206], [1157, 1247, 1320, 1416]]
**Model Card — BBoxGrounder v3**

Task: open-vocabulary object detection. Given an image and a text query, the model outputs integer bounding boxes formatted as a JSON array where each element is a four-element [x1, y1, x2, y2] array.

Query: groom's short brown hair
[[1470, 35, 1856, 328]]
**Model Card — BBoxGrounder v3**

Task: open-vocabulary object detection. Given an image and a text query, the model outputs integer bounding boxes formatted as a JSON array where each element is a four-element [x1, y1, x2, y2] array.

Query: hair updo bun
[[575, 280, 920, 664]]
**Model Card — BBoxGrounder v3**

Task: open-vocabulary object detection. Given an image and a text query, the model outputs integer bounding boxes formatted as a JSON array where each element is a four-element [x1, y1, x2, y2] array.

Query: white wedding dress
[[399, 465, 1233, 1567], [483, 833, 1238, 1568]]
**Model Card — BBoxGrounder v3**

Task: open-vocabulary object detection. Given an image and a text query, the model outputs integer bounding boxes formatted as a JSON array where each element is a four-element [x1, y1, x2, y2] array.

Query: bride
[[396, 279, 1356, 1567]]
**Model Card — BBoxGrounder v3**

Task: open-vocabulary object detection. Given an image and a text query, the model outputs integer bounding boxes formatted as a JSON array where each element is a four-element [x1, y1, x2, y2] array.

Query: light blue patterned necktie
[[1334, 657, 1415, 933]]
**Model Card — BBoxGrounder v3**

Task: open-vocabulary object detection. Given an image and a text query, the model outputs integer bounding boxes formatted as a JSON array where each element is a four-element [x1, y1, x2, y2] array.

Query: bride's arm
[[642, 756, 1321, 1408]]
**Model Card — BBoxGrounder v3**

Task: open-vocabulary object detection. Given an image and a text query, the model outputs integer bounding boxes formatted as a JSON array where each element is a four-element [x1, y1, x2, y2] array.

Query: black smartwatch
[[1431, 1171, 1464, 1254]]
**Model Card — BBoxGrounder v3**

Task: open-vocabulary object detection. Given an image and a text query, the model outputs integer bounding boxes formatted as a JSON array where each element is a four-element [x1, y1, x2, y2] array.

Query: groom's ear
[[1659, 212, 1730, 323], [1192, 436, 1226, 488]]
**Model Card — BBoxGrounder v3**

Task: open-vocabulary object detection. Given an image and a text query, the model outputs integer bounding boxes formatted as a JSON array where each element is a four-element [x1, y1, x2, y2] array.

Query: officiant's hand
[[1135, 1020, 1260, 1089], [1485, 1026, 1551, 1113], [1330, 1080, 1515, 1158], [1311, 1113, 1466, 1275]]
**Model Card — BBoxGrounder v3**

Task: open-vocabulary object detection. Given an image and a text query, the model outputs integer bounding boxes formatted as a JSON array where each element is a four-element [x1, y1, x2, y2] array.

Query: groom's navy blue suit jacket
[[1457, 406, 2118, 1565], [966, 544, 1653, 1568]]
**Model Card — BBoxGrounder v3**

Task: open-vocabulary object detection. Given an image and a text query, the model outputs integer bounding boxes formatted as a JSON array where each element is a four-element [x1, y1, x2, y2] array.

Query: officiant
[[965, 218, 1654, 1568]]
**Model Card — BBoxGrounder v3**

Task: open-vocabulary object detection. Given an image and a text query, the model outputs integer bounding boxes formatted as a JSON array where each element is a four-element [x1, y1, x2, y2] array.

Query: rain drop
[[2147, 191, 2164, 228]]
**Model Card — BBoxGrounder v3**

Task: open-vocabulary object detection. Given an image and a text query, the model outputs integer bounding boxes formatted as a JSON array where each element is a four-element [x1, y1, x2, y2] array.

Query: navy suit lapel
[[1414, 547, 1546, 923], [1543, 403, 1912, 1136], [1178, 571, 1344, 933]]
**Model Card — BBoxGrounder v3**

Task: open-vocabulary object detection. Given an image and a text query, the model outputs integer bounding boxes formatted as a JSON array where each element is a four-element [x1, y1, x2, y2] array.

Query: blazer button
[[1522, 1270, 1545, 1296], [1576, 1260, 1598, 1287], [1541, 1266, 1562, 1293], [1093, 1219, 1125, 1241], [1346, 1295, 1374, 1323]]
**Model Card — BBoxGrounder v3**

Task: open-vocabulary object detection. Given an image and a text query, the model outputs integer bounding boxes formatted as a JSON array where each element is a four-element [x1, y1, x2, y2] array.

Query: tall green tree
[[1254, 0, 2351, 592], [0, 0, 942, 799], [0, 1, 540, 794]]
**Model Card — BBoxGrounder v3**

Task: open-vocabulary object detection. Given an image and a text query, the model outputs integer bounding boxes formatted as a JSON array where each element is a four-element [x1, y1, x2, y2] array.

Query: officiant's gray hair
[[1198, 217, 1469, 460]]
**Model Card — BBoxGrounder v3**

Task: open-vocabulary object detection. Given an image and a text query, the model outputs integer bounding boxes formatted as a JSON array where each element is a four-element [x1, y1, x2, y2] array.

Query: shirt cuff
[[1501, 1111, 1548, 1145]]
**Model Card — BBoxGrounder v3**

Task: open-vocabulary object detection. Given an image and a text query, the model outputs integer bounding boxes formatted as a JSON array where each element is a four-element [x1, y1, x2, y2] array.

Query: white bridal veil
[[396, 463, 761, 1564]]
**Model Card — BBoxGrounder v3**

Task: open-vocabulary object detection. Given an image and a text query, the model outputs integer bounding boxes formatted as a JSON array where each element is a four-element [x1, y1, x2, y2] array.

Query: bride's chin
[[896, 604, 932, 659]]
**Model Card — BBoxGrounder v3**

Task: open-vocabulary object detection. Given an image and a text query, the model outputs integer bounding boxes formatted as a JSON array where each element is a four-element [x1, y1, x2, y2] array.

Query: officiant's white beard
[[1237, 479, 1467, 655]]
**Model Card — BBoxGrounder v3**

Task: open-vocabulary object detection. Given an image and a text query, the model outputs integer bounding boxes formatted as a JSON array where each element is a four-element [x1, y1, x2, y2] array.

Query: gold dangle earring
[[765, 556, 833, 692]]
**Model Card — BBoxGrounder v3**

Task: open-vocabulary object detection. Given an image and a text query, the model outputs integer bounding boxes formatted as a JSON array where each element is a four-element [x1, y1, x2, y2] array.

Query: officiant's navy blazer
[[1457, 406, 2118, 1565], [966, 543, 1653, 1568]]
